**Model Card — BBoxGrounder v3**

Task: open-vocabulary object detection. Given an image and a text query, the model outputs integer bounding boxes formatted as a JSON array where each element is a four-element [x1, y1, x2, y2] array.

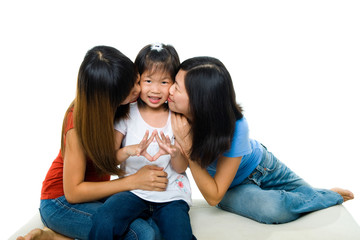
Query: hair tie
[[151, 43, 163, 52]]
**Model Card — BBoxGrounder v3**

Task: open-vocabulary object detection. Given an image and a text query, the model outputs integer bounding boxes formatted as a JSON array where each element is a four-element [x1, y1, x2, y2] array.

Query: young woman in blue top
[[169, 56, 354, 224]]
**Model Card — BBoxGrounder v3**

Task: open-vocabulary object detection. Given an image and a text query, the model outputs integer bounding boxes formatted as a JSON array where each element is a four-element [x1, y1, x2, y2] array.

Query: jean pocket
[[248, 151, 278, 185], [258, 150, 278, 172]]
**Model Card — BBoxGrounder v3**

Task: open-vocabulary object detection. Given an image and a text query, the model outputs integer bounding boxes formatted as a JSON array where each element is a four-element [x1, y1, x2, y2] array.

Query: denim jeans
[[218, 146, 344, 224], [89, 192, 196, 240], [40, 195, 161, 240]]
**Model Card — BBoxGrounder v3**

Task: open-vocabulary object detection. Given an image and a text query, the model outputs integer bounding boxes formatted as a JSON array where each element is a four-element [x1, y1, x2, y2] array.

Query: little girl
[[89, 43, 195, 240]]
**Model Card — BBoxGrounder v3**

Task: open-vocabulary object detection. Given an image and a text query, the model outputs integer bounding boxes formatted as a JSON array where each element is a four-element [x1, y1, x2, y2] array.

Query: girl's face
[[168, 69, 191, 118], [120, 75, 141, 105], [140, 70, 172, 109]]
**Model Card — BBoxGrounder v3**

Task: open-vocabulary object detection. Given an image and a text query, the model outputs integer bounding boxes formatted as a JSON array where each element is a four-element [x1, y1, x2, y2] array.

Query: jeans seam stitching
[[128, 228, 139, 240], [55, 197, 92, 217]]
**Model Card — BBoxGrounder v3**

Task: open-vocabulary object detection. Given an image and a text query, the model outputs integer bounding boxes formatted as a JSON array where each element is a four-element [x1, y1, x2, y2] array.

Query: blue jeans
[[218, 146, 344, 224], [40, 195, 161, 240], [89, 192, 196, 240]]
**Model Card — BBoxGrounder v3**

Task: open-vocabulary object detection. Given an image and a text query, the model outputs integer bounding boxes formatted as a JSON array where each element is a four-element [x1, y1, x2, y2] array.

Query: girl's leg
[[152, 200, 196, 240], [124, 218, 158, 240], [145, 217, 163, 240], [88, 192, 151, 240], [218, 148, 344, 224]]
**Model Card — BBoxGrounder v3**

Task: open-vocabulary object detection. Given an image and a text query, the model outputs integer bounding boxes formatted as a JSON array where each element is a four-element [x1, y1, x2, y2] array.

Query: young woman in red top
[[17, 46, 168, 240]]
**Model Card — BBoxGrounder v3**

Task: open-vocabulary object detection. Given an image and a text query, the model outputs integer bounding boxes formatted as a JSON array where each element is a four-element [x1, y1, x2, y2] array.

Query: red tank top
[[41, 109, 110, 199]]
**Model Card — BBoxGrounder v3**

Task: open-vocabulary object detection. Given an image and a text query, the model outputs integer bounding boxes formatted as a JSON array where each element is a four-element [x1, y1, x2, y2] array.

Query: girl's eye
[[162, 81, 169, 85], [145, 80, 151, 83]]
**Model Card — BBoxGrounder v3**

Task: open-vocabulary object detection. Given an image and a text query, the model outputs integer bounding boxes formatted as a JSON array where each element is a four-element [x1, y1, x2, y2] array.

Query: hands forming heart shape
[[135, 130, 179, 162]]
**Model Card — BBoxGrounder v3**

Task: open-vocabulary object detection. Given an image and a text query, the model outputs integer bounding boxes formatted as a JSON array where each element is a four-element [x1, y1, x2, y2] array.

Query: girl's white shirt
[[115, 102, 192, 206]]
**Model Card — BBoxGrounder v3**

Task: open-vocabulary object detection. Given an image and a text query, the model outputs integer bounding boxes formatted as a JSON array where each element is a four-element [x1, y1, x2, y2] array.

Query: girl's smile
[[148, 96, 162, 104], [140, 70, 172, 108]]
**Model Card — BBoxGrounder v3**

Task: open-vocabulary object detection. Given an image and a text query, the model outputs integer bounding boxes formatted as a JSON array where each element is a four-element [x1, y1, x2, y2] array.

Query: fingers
[[140, 130, 176, 161], [146, 180, 167, 191], [138, 130, 150, 150], [138, 130, 156, 159], [146, 166, 169, 191], [154, 131, 162, 144], [152, 182, 168, 191], [150, 129, 158, 139], [141, 130, 156, 145], [160, 131, 166, 139], [160, 131, 172, 145], [136, 165, 168, 191], [143, 152, 154, 162], [152, 152, 161, 162], [171, 113, 189, 138], [145, 165, 164, 171], [145, 165, 168, 178], [142, 130, 150, 141], [156, 131, 172, 146], [165, 135, 171, 145], [146, 130, 157, 146]]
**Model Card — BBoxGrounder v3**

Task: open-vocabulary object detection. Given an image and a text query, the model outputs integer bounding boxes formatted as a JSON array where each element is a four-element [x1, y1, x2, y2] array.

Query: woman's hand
[[171, 113, 192, 158], [131, 165, 168, 191]]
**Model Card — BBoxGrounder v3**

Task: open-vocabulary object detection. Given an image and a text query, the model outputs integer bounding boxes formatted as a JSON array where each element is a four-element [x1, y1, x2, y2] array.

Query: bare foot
[[331, 188, 354, 202], [16, 227, 72, 240]]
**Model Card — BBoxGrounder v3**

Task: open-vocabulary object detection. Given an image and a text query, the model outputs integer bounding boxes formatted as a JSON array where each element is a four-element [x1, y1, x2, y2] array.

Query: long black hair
[[66, 45, 137, 176], [180, 57, 243, 168]]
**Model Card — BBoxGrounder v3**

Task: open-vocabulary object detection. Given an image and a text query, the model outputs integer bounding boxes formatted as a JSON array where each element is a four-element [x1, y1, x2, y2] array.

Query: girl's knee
[[127, 218, 156, 240], [127, 227, 156, 240]]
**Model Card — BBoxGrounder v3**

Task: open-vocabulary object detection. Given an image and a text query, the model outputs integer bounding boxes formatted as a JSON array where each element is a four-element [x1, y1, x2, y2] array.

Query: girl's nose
[[151, 83, 160, 93]]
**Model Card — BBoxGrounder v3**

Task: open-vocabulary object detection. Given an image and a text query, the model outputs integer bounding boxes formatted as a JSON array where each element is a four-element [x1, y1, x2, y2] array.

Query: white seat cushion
[[9, 199, 360, 240]]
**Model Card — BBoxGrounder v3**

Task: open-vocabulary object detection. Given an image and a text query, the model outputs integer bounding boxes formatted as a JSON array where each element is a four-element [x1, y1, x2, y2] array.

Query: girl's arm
[[63, 129, 168, 204]]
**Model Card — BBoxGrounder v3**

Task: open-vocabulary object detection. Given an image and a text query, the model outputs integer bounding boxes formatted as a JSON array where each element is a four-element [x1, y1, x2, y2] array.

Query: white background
[[1, 1, 359, 239]]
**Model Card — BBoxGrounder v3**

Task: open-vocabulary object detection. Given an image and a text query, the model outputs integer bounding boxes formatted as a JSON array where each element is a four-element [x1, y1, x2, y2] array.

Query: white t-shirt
[[114, 103, 192, 206]]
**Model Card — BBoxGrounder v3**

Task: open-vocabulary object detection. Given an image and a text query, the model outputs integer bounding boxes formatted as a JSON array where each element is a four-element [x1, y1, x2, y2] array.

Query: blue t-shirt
[[206, 117, 263, 188]]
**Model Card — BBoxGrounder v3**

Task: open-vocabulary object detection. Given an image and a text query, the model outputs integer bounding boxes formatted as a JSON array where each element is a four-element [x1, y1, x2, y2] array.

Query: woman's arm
[[170, 151, 189, 174], [63, 129, 168, 204], [188, 155, 241, 206], [171, 113, 241, 206]]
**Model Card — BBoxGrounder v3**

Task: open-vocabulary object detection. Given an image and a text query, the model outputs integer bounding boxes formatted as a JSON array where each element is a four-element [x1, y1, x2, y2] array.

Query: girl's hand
[[153, 130, 178, 161], [126, 130, 156, 161], [171, 113, 192, 158], [131, 165, 168, 191]]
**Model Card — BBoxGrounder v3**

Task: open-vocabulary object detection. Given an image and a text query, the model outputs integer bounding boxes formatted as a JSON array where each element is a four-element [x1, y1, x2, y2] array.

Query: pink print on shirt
[[175, 175, 188, 193]]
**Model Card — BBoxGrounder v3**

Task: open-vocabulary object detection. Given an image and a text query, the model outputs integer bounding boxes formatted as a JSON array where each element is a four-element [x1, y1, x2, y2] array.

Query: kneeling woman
[[169, 56, 354, 224]]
